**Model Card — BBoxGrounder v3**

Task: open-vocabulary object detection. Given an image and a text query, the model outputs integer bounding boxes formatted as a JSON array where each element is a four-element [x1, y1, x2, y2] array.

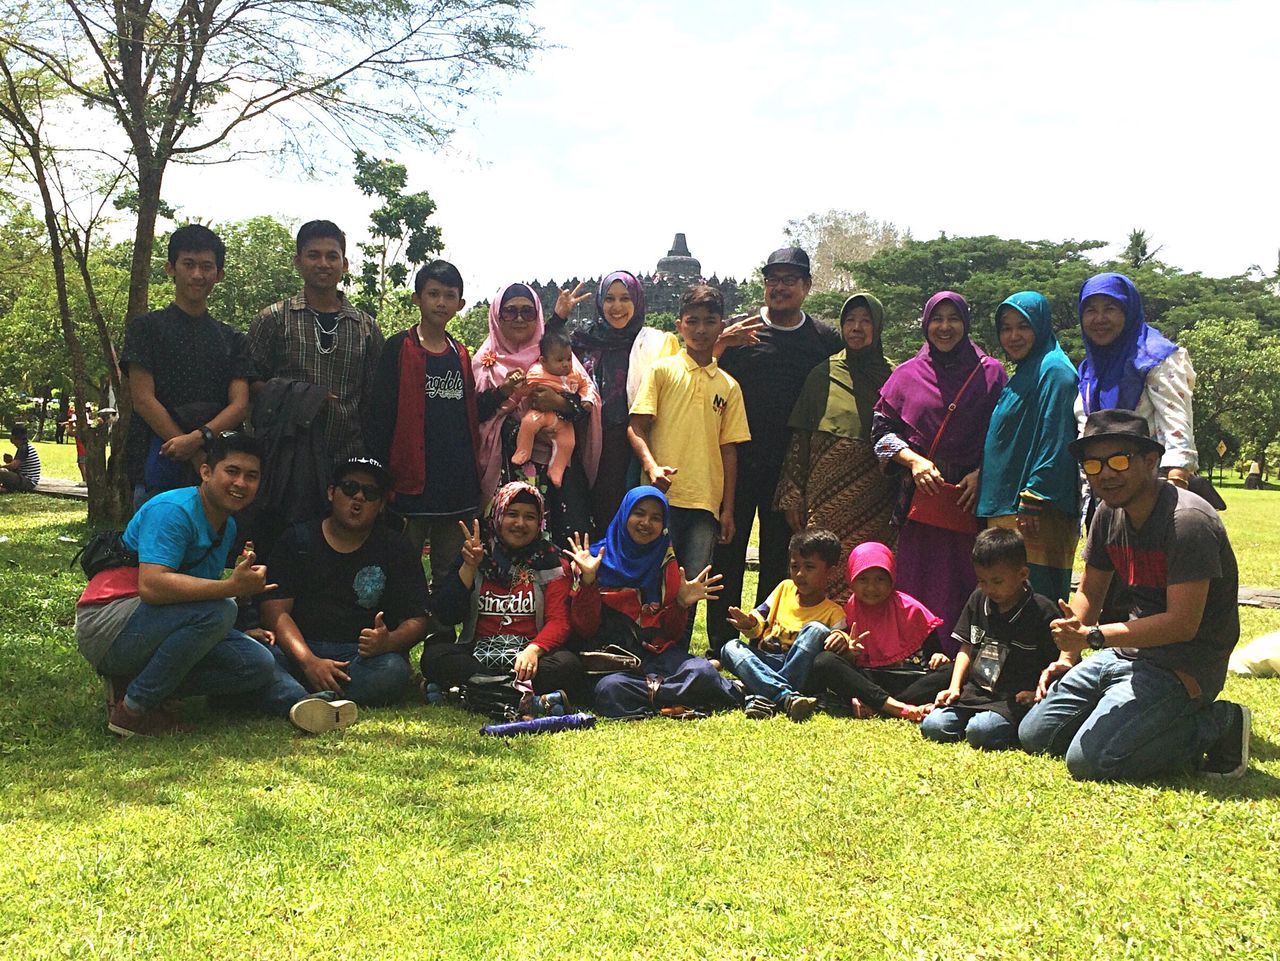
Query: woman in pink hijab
[[473, 283, 600, 542], [804, 542, 951, 721]]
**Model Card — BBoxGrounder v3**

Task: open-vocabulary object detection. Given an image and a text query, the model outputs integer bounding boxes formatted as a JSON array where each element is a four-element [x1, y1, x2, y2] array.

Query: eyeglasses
[[1081, 452, 1136, 476], [499, 305, 538, 321], [336, 479, 385, 501], [764, 274, 805, 288]]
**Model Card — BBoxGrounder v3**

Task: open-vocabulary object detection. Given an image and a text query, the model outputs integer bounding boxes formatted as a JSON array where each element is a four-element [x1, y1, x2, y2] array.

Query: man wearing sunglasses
[[1020, 410, 1248, 780], [261, 457, 430, 707]]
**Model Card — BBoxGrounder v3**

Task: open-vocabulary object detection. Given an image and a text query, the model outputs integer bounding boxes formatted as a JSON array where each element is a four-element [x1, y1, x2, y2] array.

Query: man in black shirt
[[1020, 410, 1249, 780], [120, 225, 255, 506], [261, 457, 429, 706], [708, 247, 842, 656]]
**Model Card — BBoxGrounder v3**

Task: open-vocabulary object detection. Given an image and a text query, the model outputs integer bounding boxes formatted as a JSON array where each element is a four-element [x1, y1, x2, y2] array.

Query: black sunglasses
[[335, 479, 385, 500], [499, 305, 538, 321]]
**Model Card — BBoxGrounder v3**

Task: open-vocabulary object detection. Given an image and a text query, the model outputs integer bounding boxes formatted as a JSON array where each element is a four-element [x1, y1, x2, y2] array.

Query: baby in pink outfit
[[512, 330, 593, 487]]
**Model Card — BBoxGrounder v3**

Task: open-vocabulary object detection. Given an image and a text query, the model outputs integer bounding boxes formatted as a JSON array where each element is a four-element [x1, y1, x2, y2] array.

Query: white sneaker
[[289, 697, 358, 734]]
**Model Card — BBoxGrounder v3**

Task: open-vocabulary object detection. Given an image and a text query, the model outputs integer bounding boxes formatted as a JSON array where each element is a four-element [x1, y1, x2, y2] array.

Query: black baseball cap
[[1068, 409, 1164, 460], [332, 456, 393, 491], [762, 246, 811, 278]]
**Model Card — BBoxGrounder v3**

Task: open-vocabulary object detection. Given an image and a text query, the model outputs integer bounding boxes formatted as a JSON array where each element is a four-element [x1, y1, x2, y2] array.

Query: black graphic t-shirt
[[393, 343, 480, 518], [267, 520, 429, 645]]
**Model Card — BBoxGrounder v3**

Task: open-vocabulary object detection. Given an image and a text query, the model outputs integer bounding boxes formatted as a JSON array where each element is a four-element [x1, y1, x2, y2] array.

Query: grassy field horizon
[[2, 488, 1279, 959]]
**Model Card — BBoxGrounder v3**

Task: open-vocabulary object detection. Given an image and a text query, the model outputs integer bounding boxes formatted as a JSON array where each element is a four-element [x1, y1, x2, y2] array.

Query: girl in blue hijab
[[1076, 272, 1197, 487], [564, 486, 742, 718], [978, 292, 1080, 600]]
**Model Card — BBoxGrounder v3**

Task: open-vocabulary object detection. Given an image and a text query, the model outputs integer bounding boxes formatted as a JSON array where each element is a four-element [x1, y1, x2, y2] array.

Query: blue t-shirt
[[123, 486, 232, 580]]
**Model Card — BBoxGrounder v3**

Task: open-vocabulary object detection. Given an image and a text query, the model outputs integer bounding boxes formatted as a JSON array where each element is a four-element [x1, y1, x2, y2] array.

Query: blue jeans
[[1018, 648, 1233, 781], [721, 621, 828, 704], [921, 706, 1019, 750], [667, 506, 719, 646], [98, 598, 277, 712], [271, 640, 411, 708]]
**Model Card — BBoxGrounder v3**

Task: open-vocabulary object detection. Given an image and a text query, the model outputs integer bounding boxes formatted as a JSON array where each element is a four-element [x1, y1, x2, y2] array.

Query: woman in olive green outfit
[[775, 293, 896, 603]]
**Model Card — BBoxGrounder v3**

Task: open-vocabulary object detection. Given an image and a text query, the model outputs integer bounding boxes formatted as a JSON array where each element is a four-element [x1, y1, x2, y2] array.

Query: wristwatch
[[199, 426, 215, 448], [1086, 627, 1106, 650]]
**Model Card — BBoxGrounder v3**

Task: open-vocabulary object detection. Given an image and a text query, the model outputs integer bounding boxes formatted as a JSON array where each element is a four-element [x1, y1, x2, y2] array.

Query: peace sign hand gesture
[[562, 531, 604, 584], [458, 518, 485, 570], [676, 565, 722, 609], [554, 281, 591, 320]]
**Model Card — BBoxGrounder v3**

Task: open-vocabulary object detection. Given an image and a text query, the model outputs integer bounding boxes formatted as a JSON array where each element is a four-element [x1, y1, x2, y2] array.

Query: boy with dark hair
[[921, 527, 1059, 750], [74, 432, 356, 737], [721, 527, 846, 721], [365, 259, 479, 605], [0, 424, 41, 492], [629, 283, 750, 635], [249, 219, 383, 532], [121, 223, 254, 505], [262, 457, 430, 707]]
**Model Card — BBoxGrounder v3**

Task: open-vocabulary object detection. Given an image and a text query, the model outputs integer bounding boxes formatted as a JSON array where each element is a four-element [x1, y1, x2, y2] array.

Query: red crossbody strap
[[925, 361, 986, 460]]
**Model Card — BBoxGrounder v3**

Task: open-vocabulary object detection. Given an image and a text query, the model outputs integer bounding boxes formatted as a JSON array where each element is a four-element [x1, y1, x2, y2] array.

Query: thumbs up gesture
[[1050, 598, 1088, 654], [359, 610, 391, 657]]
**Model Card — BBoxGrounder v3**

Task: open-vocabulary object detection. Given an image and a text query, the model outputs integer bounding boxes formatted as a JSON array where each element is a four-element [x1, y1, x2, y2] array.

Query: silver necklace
[[309, 307, 340, 355]]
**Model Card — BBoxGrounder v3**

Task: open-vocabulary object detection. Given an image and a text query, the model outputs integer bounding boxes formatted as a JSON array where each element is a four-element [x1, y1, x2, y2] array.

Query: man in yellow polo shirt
[[629, 285, 750, 640]]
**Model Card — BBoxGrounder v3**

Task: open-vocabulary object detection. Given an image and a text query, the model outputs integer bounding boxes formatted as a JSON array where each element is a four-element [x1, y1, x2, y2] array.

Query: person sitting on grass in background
[[920, 528, 1059, 749], [426, 481, 586, 716], [74, 431, 357, 738], [260, 457, 429, 708], [628, 284, 750, 641], [0, 424, 41, 493], [564, 486, 742, 719], [804, 542, 949, 722], [720, 528, 846, 722], [512, 328, 595, 488], [1019, 409, 1249, 781], [364, 259, 480, 654]]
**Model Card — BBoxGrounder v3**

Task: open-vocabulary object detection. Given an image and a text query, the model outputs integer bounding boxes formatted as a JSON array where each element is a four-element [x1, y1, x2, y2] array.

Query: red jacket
[[570, 557, 688, 655]]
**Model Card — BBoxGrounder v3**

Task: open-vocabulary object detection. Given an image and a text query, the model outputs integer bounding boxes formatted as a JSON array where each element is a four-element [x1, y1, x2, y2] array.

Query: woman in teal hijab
[[978, 291, 1079, 601]]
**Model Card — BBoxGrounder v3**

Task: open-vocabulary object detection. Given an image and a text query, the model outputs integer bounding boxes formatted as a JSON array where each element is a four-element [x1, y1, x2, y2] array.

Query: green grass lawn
[[2, 495, 1280, 960], [28, 441, 82, 483]]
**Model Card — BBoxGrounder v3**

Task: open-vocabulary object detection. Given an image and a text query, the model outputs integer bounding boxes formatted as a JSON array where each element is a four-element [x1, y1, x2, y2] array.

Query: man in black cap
[[708, 246, 841, 658], [1020, 409, 1249, 780], [261, 456, 429, 706]]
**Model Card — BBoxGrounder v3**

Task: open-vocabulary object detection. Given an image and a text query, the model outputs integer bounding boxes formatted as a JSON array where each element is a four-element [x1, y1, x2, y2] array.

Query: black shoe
[[1200, 703, 1250, 779], [743, 695, 775, 720]]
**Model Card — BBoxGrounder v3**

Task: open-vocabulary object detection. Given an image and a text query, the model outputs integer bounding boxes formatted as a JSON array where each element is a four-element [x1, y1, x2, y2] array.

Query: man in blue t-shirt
[[76, 432, 357, 738], [1020, 410, 1247, 780]]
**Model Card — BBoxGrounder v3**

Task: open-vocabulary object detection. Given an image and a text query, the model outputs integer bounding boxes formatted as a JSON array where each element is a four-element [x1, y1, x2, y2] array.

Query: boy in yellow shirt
[[629, 285, 750, 638], [722, 529, 846, 721]]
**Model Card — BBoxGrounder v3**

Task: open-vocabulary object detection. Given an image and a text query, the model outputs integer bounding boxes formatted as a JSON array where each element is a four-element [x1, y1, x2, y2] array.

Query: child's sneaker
[[743, 695, 775, 720], [779, 693, 817, 723], [1200, 703, 1250, 779]]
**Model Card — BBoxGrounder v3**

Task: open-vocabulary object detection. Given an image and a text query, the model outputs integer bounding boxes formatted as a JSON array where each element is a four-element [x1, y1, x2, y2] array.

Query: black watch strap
[[1086, 627, 1105, 649], [199, 426, 215, 448]]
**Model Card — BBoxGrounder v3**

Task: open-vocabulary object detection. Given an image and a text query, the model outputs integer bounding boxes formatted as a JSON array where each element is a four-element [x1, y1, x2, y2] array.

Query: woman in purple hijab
[[871, 291, 1008, 651]]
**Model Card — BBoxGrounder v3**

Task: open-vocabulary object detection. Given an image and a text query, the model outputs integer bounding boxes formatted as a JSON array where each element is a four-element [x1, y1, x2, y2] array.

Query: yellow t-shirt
[[749, 579, 847, 652], [630, 350, 751, 514]]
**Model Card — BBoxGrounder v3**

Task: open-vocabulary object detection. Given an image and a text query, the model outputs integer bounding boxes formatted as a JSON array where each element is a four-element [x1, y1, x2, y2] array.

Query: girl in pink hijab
[[473, 283, 601, 542], [805, 542, 950, 721]]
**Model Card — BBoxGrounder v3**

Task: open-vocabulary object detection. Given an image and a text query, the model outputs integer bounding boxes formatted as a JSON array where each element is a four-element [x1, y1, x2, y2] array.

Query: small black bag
[[69, 530, 138, 579]]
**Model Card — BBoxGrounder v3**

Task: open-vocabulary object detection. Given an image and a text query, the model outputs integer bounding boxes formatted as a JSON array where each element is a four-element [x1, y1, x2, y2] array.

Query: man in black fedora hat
[[1019, 409, 1249, 779]]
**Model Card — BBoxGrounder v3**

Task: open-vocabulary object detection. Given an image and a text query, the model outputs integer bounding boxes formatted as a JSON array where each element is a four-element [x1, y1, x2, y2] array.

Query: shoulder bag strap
[[925, 361, 987, 461]]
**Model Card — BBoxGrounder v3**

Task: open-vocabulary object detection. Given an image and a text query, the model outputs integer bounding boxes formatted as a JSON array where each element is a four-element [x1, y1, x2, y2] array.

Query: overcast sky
[[160, 0, 1280, 301]]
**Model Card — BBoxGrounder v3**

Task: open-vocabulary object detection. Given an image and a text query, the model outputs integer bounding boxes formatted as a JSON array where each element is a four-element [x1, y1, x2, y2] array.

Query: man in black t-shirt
[[1020, 410, 1249, 780], [261, 457, 430, 706], [120, 224, 255, 506], [708, 247, 842, 656]]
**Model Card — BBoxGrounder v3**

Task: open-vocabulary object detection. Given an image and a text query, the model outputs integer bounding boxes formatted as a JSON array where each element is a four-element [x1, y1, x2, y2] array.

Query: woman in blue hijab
[[564, 486, 743, 718], [1076, 272, 1197, 487], [978, 292, 1080, 600]]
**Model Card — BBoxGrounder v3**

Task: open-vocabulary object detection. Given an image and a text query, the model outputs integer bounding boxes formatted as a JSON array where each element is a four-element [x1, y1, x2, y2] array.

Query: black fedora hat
[[1068, 409, 1164, 460]]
